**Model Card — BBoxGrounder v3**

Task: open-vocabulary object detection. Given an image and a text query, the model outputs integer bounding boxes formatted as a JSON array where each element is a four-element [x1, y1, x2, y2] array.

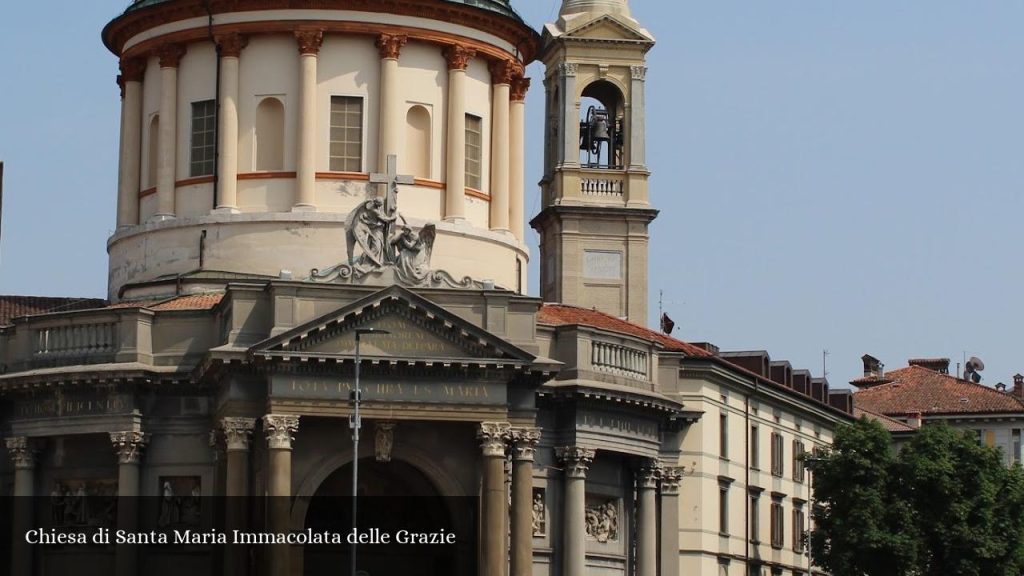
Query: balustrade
[[591, 340, 648, 379]]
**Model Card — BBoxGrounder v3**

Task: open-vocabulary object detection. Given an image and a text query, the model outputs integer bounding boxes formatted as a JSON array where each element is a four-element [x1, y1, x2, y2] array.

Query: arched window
[[579, 80, 625, 169], [255, 97, 285, 171], [147, 115, 160, 188], [405, 105, 431, 178]]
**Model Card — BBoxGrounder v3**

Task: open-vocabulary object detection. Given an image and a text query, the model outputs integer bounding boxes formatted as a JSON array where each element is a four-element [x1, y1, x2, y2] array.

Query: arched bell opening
[[579, 80, 625, 169]]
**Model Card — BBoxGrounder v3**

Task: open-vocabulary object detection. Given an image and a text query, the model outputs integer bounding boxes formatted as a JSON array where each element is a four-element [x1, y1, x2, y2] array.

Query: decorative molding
[[294, 29, 324, 55], [490, 59, 522, 86], [557, 62, 579, 78], [556, 446, 595, 478], [375, 421, 396, 463], [376, 33, 408, 60], [510, 75, 531, 102], [630, 65, 647, 81], [216, 32, 248, 57], [637, 459, 660, 489], [157, 43, 187, 68], [510, 427, 541, 461], [5, 437, 38, 470], [660, 466, 683, 495], [220, 417, 256, 451], [110, 431, 148, 465], [478, 421, 512, 457], [585, 498, 619, 542], [443, 44, 476, 71], [263, 414, 300, 450]]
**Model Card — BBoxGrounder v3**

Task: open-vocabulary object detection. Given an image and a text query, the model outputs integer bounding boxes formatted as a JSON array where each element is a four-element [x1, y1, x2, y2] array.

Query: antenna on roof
[[964, 356, 985, 384]]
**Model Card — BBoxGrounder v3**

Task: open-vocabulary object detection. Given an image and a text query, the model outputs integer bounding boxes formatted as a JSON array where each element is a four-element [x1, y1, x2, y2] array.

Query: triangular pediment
[[250, 285, 534, 365], [561, 13, 655, 43]]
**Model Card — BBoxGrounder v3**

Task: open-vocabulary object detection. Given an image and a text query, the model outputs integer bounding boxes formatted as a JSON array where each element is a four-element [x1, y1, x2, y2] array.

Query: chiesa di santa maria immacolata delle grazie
[[0, 0, 855, 575]]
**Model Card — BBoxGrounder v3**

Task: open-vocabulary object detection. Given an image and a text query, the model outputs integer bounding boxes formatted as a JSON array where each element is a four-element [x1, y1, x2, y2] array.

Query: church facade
[[0, 1, 852, 576]]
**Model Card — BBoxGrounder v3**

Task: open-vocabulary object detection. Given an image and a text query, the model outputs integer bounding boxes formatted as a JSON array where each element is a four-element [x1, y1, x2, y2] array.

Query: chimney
[[862, 354, 884, 378], [691, 342, 720, 356], [906, 412, 923, 429], [908, 358, 950, 374], [996, 382, 1007, 393], [1014, 374, 1024, 399]]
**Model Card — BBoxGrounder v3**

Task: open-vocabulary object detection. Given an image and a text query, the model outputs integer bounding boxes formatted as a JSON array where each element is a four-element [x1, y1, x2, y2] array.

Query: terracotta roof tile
[[537, 304, 712, 357], [853, 365, 1024, 416], [853, 406, 917, 433], [0, 296, 107, 326], [149, 293, 224, 311]]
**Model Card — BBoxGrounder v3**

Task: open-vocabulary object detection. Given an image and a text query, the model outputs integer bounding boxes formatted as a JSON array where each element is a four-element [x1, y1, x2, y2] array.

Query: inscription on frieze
[[578, 411, 659, 442], [271, 375, 506, 406], [304, 316, 473, 358], [15, 393, 132, 420]]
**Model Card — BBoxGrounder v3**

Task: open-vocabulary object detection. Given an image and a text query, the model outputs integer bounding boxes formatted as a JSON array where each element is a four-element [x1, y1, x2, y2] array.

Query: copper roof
[[0, 296, 107, 326], [538, 304, 713, 357], [853, 365, 1024, 416]]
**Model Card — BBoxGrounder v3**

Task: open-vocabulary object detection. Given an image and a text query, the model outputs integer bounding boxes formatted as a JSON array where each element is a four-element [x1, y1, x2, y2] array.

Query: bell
[[592, 115, 610, 142]]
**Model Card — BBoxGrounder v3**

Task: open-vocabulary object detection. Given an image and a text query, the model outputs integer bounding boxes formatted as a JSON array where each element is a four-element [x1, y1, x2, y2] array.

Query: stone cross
[[370, 154, 415, 263]]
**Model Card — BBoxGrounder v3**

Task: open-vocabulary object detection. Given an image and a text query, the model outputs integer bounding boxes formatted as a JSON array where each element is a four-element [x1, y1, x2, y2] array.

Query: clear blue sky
[[1, 1, 1022, 388]]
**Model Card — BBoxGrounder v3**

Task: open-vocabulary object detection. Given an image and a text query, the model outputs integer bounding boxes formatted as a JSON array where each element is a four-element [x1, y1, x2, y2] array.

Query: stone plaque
[[577, 410, 660, 443], [305, 316, 473, 358], [15, 393, 132, 420], [271, 375, 506, 406], [583, 250, 622, 280]]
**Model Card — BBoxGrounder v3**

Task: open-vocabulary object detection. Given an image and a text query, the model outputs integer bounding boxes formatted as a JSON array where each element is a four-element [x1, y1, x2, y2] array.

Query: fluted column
[[377, 34, 407, 171], [216, 33, 247, 213], [6, 437, 37, 576], [479, 422, 511, 576], [264, 415, 299, 576], [443, 44, 475, 220], [155, 44, 186, 220], [117, 58, 145, 228], [222, 417, 255, 576], [636, 460, 659, 576], [489, 60, 517, 232], [659, 467, 683, 576], [111, 431, 148, 576], [294, 30, 323, 212], [557, 446, 594, 576], [511, 428, 540, 576], [509, 74, 530, 241]]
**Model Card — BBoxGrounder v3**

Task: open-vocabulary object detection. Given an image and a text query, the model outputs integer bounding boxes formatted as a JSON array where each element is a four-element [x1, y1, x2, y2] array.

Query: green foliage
[[808, 418, 1024, 576]]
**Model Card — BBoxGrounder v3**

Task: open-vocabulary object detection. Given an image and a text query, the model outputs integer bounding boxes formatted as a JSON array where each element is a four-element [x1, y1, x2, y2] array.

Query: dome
[[559, 0, 631, 18], [123, 0, 526, 23]]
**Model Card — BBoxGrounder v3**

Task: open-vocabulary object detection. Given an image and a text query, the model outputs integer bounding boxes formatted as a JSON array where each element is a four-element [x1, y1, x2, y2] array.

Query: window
[[720, 412, 729, 459], [770, 498, 784, 549], [1013, 429, 1021, 464], [749, 492, 760, 543], [719, 482, 730, 535], [771, 432, 784, 477], [255, 97, 285, 171], [465, 114, 482, 189], [793, 439, 806, 483], [751, 425, 759, 469], [985, 430, 996, 448], [330, 96, 363, 172], [792, 505, 806, 553], [190, 100, 216, 177]]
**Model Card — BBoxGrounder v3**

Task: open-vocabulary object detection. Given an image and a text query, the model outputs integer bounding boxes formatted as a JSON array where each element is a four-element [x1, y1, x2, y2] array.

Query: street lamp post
[[351, 327, 389, 576]]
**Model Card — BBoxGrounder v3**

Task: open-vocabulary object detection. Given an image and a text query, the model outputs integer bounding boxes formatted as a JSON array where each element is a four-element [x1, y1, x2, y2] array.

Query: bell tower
[[531, 0, 657, 325]]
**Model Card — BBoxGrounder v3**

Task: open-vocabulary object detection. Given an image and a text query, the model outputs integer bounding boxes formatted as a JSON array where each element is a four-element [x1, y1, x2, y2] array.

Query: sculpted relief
[[585, 498, 619, 543]]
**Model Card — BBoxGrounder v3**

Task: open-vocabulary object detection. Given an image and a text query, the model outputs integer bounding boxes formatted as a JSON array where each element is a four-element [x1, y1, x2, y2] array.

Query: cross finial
[[370, 154, 415, 215]]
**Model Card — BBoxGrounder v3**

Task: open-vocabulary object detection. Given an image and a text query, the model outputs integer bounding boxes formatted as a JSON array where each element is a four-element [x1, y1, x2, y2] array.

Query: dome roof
[[124, 0, 526, 23], [559, 0, 631, 18]]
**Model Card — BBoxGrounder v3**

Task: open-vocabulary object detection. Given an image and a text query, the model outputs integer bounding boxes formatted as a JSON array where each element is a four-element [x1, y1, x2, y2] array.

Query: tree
[[808, 418, 1024, 576]]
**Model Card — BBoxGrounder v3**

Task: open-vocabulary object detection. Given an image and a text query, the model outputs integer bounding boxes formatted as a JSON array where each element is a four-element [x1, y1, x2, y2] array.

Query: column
[[264, 415, 299, 576], [636, 460, 659, 576], [294, 30, 323, 212], [376, 34, 407, 171], [508, 74, 530, 241], [558, 63, 579, 168], [443, 44, 475, 221], [510, 428, 541, 576], [489, 60, 516, 232], [478, 422, 511, 576], [659, 467, 683, 576], [222, 417, 256, 576], [117, 58, 145, 228], [556, 446, 594, 576], [111, 431, 148, 576], [6, 438, 37, 576], [216, 33, 247, 213], [155, 43, 186, 220], [629, 65, 648, 170]]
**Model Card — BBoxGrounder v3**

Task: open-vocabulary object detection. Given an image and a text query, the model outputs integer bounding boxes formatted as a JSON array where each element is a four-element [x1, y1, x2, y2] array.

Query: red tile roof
[[853, 406, 917, 433], [537, 304, 712, 357], [149, 293, 224, 311], [0, 296, 107, 326], [853, 365, 1024, 416]]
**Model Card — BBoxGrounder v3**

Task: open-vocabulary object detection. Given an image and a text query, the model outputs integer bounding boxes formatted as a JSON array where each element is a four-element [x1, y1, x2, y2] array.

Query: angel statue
[[390, 224, 436, 285], [345, 198, 397, 276]]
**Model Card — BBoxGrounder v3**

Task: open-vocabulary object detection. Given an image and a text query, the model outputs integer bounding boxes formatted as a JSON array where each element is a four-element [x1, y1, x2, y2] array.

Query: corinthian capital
[[221, 417, 257, 451], [376, 33, 408, 60], [294, 30, 324, 56], [637, 459, 660, 489], [443, 44, 476, 71], [510, 75, 531, 102], [5, 437, 38, 469], [216, 32, 248, 58], [510, 427, 541, 461], [660, 466, 683, 495], [119, 57, 147, 83], [556, 446, 595, 479], [478, 422, 511, 457], [110, 431, 148, 465], [157, 43, 187, 68], [263, 414, 300, 450], [490, 59, 524, 86]]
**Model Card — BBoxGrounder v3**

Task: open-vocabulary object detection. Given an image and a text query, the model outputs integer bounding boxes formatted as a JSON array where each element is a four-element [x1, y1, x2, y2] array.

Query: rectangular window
[[985, 430, 996, 448], [329, 96, 364, 172], [720, 412, 729, 459], [749, 493, 760, 543], [1013, 429, 1021, 464], [793, 506, 806, 553], [793, 439, 806, 483], [771, 432, 784, 477], [190, 99, 216, 177], [719, 483, 729, 535], [465, 114, 482, 189], [751, 425, 759, 469], [770, 499, 784, 548]]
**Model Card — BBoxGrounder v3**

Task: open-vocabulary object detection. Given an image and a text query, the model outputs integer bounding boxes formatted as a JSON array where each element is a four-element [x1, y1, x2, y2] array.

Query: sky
[[1, 1, 1022, 388]]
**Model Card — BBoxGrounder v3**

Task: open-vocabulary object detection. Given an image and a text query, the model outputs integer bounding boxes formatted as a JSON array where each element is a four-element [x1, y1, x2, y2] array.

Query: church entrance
[[302, 458, 475, 576]]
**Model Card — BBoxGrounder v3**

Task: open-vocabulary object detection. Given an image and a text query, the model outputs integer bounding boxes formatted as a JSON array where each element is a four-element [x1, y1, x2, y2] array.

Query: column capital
[[157, 43, 187, 68], [263, 414, 300, 450], [660, 466, 683, 495], [376, 33, 408, 60], [120, 57, 147, 83], [5, 437, 38, 469], [443, 44, 476, 71], [637, 459, 660, 489], [221, 417, 257, 451], [294, 29, 324, 55], [510, 75, 531, 103], [556, 446, 595, 478], [510, 427, 541, 461], [110, 431, 148, 465], [630, 65, 648, 81], [478, 421, 512, 457], [490, 59, 524, 86], [216, 32, 249, 58], [557, 62, 579, 78]]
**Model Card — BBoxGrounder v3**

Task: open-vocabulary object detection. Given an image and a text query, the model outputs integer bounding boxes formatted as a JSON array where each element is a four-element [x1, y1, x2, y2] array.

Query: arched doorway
[[303, 459, 474, 576]]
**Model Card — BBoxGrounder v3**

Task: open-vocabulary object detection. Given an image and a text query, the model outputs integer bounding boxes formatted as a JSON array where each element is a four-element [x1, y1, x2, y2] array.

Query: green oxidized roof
[[123, 0, 525, 23]]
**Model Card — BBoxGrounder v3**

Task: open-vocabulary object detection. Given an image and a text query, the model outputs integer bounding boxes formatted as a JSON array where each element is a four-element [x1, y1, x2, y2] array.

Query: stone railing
[[592, 341, 648, 380], [34, 322, 118, 359], [580, 176, 624, 197]]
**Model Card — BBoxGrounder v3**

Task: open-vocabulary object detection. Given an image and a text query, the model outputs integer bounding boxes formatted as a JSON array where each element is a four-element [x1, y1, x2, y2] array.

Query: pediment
[[250, 285, 533, 365], [562, 13, 655, 43]]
